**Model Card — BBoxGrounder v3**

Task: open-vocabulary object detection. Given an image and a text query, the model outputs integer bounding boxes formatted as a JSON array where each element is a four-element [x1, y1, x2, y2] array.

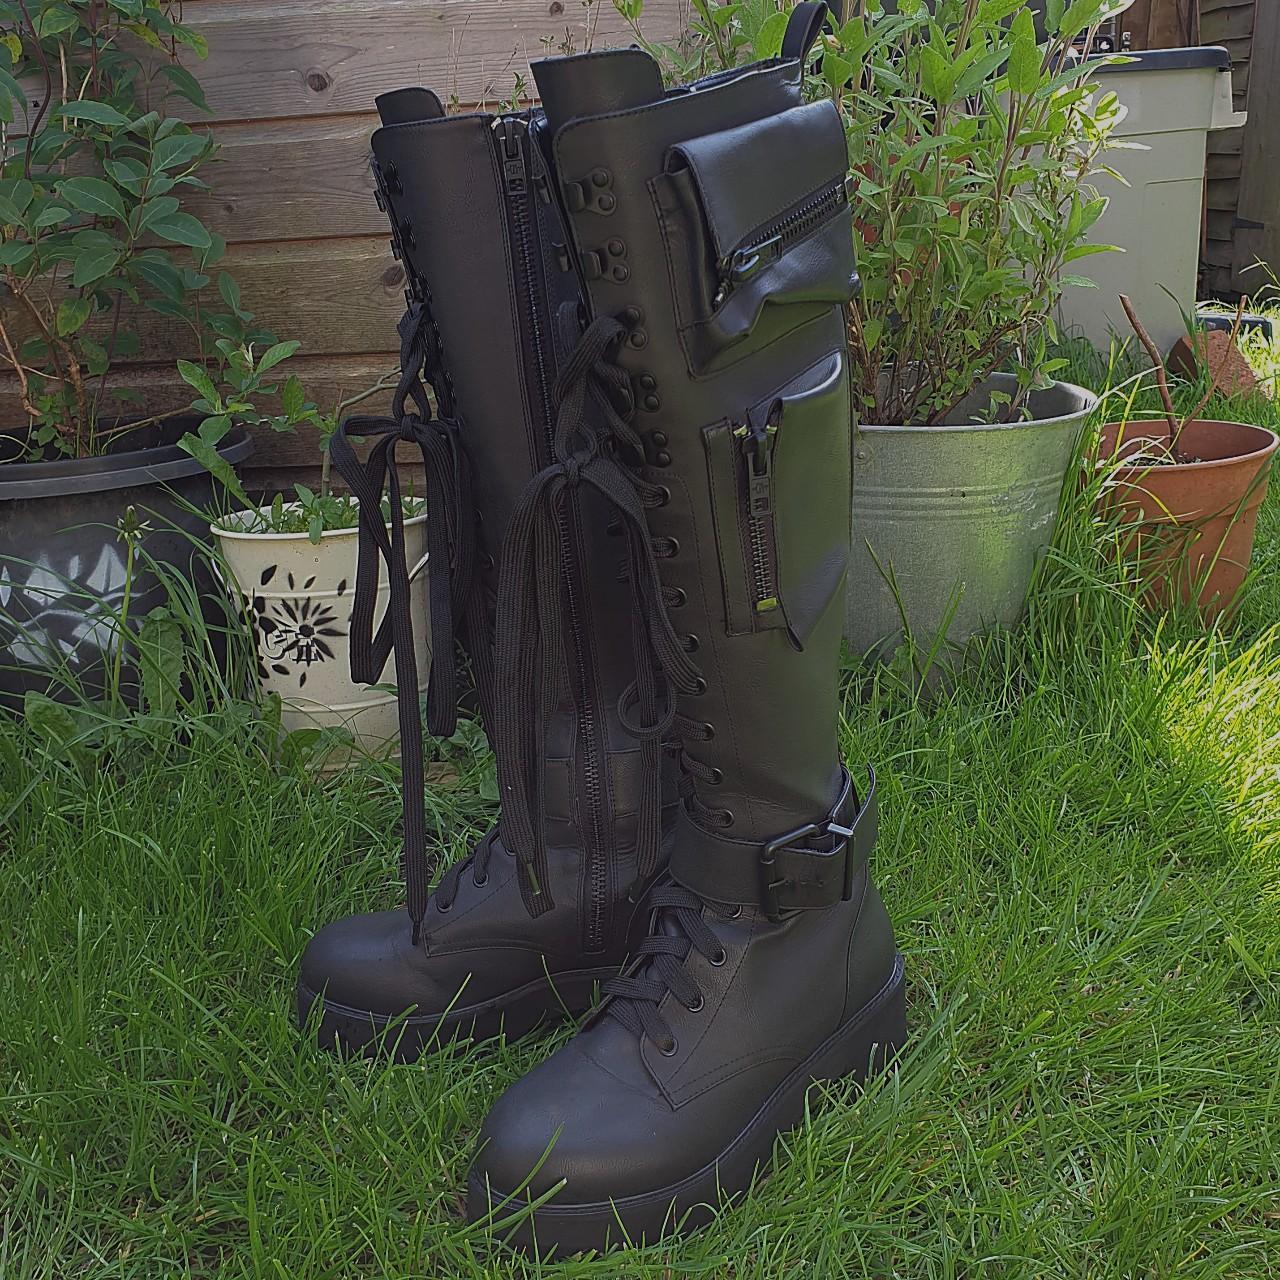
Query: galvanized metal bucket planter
[[847, 374, 1096, 661]]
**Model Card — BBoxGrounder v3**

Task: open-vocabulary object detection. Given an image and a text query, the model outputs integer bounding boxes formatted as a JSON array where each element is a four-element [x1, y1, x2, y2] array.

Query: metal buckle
[[759, 816, 854, 921]]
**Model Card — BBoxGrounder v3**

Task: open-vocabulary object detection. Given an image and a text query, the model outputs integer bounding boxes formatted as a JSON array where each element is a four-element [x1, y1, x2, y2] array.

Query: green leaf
[[56, 101, 131, 128], [822, 50, 856, 92], [136, 607, 185, 718], [217, 271, 242, 313], [752, 10, 790, 59], [104, 157, 149, 196], [56, 297, 92, 336], [1063, 242, 1118, 262], [34, 6, 79, 37], [58, 176, 128, 222], [280, 374, 306, 420], [1006, 7, 1042, 96], [71, 238, 122, 287], [0, 65, 23, 124], [177, 359, 221, 406], [151, 131, 209, 173], [158, 63, 211, 113], [0, 242, 35, 271], [78, 336, 110, 375], [147, 211, 212, 249], [255, 340, 299, 375], [32, 205, 72, 229], [0, 178, 34, 214], [135, 196, 181, 234], [23, 691, 94, 773], [179, 429, 250, 509]]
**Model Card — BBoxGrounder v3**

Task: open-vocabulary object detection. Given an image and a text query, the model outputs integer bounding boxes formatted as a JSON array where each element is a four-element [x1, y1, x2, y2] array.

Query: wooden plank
[[1208, 128, 1246, 158], [1233, 0, 1280, 289], [1206, 177, 1241, 213], [20, 0, 684, 126], [1200, 0, 1254, 13], [193, 116, 384, 243], [1199, 4, 1255, 43], [1205, 151, 1242, 181], [1206, 210, 1235, 242]]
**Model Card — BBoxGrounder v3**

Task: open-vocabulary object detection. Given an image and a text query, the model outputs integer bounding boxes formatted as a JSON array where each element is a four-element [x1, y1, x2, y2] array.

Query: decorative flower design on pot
[[250, 565, 348, 689]]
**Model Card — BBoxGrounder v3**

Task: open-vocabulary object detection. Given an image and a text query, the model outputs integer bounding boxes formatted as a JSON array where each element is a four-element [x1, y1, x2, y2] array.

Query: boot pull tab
[[781, 0, 840, 64]]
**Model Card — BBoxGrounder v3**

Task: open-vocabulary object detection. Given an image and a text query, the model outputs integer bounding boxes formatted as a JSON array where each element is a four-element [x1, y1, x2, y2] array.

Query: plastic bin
[[1058, 46, 1246, 356]]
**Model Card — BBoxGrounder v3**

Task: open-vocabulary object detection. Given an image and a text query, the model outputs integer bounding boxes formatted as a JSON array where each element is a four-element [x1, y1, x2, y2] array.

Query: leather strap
[[782, 1, 839, 63], [669, 767, 877, 917]]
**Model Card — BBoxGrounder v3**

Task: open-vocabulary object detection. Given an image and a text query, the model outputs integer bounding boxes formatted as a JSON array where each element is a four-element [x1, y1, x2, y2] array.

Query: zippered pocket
[[650, 100, 857, 377], [704, 349, 851, 645]]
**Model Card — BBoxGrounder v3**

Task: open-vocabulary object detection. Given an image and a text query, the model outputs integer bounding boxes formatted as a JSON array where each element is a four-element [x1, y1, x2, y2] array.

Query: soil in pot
[[1096, 418, 1279, 615], [0, 418, 254, 707]]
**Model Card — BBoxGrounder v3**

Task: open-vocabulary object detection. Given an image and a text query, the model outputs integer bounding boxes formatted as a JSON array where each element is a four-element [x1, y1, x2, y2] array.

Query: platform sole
[[297, 966, 615, 1062], [467, 952, 907, 1254]]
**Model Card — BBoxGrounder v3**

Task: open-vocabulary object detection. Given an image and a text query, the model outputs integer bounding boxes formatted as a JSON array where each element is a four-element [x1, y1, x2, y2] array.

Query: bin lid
[[1091, 45, 1231, 74]]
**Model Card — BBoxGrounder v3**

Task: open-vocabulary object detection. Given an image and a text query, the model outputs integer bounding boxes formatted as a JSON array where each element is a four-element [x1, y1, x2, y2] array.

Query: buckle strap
[[668, 766, 877, 918]]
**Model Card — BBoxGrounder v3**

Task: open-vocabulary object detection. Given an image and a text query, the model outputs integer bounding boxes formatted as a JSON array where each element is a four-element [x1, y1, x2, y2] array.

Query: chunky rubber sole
[[297, 966, 615, 1061], [467, 952, 907, 1254]]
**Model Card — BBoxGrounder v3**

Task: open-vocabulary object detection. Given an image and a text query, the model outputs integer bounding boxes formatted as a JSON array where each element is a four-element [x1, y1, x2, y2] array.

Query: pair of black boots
[[297, 3, 905, 1253]]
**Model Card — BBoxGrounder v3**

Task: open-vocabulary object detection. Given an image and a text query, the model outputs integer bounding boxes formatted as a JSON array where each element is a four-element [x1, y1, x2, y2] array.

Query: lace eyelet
[[655, 485, 671, 507], [682, 633, 700, 654], [708, 766, 724, 785], [671, 588, 688, 608], [660, 1037, 679, 1057], [727, 904, 743, 920], [716, 808, 734, 827], [436, 898, 453, 914], [663, 537, 680, 557], [687, 994, 705, 1013], [702, 721, 716, 739], [472, 873, 488, 888], [709, 948, 727, 967], [691, 676, 708, 695]]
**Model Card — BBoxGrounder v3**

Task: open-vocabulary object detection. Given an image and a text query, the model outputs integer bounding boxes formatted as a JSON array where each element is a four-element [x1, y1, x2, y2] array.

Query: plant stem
[[1118, 293, 1180, 458]]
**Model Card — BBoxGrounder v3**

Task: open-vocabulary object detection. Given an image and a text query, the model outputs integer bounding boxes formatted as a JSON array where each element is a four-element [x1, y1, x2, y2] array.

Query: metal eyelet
[[687, 994, 705, 1013], [662, 537, 680, 557], [671, 588, 688, 608], [716, 808, 734, 827], [682, 633, 699, 653], [692, 675, 708, 694], [655, 485, 671, 507], [436, 898, 453, 914], [708, 766, 723, 785], [727, 904, 743, 920], [660, 1037, 679, 1056], [473, 872, 488, 888], [709, 948, 727, 967]]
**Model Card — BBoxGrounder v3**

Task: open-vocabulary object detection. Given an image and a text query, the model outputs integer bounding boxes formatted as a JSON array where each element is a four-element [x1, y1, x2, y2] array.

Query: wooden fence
[[2, 0, 685, 489]]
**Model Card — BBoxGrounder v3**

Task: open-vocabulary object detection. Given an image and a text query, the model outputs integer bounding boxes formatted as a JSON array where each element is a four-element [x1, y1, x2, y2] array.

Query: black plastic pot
[[0, 417, 253, 707]]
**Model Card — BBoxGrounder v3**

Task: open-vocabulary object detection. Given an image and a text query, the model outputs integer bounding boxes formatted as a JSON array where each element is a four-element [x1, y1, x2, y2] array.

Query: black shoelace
[[330, 303, 483, 944], [492, 316, 703, 916], [601, 884, 732, 1053]]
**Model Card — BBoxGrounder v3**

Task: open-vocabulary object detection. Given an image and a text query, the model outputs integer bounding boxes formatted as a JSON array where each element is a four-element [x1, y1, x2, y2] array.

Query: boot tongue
[[532, 49, 663, 136]]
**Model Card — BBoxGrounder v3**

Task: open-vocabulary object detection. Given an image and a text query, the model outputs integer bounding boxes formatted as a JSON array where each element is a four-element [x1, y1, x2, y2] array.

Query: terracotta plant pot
[[1096, 418, 1279, 615]]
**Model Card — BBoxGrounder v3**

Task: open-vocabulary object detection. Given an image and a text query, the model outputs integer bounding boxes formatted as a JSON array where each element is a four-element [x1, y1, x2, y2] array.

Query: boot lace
[[492, 315, 703, 915], [601, 885, 732, 1052], [330, 302, 491, 944]]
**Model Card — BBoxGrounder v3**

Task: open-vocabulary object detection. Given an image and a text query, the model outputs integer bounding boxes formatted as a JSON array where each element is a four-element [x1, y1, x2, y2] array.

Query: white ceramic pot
[[211, 504, 429, 753]]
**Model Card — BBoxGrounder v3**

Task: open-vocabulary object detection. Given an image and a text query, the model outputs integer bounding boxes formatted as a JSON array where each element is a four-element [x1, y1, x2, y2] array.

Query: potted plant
[[1096, 297, 1279, 616], [827, 0, 1123, 661], [185, 348, 431, 755], [0, 0, 252, 703]]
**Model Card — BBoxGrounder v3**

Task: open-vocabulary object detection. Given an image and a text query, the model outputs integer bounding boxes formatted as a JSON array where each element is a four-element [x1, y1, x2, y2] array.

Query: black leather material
[[465, 34, 903, 1251], [300, 95, 668, 1053]]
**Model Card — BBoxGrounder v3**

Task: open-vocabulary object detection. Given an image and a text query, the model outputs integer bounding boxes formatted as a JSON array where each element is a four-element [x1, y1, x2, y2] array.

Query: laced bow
[[329, 303, 479, 943], [492, 316, 703, 916]]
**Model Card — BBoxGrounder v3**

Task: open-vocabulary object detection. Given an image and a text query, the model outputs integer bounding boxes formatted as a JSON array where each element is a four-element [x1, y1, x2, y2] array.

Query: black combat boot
[[466, 4, 905, 1248], [298, 84, 679, 1058]]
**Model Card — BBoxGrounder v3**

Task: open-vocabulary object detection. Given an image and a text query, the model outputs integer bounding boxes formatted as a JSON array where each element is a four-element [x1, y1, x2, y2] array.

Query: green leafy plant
[[0, 0, 235, 457], [621, 0, 1130, 424], [175, 321, 414, 544]]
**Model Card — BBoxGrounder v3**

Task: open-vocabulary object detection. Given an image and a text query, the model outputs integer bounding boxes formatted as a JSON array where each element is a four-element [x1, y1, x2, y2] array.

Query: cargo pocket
[[650, 99, 857, 377], [702, 349, 850, 646]]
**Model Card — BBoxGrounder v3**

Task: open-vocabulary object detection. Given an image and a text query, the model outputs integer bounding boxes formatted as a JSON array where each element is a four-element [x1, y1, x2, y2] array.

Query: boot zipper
[[714, 173, 854, 306], [734, 413, 780, 614], [494, 116, 611, 952]]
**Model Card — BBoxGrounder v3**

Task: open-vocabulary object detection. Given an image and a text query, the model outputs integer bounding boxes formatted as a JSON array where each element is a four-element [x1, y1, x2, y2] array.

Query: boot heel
[[822, 953, 907, 1084]]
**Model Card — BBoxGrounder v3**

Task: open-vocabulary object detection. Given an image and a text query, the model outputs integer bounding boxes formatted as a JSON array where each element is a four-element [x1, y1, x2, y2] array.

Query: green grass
[[3, 345, 1280, 1276]]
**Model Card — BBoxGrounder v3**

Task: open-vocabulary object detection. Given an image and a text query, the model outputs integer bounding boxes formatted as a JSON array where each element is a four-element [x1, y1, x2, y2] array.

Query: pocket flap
[[667, 99, 848, 264]]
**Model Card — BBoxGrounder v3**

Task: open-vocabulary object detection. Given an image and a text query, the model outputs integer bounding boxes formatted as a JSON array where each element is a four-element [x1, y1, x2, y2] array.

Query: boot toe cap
[[298, 910, 426, 1019]]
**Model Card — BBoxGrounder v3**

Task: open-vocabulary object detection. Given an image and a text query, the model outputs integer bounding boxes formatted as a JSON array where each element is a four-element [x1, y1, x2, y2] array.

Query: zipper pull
[[735, 417, 776, 518], [493, 118, 527, 196]]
